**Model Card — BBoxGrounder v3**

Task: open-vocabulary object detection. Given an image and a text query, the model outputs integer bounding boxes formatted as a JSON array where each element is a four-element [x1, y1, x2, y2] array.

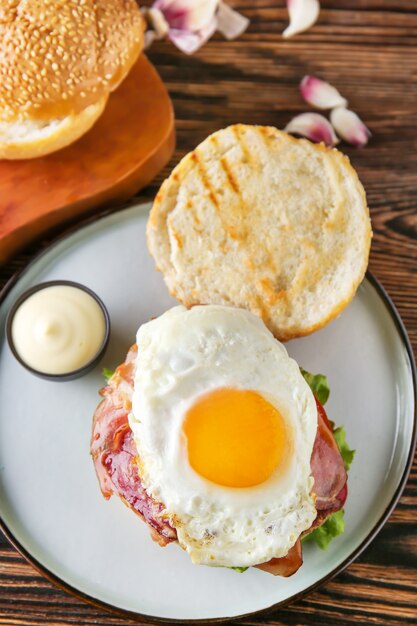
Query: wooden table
[[1, 1, 416, 624]]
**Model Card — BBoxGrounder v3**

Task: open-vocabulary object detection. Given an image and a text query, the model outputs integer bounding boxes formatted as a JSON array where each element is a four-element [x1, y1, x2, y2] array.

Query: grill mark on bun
[[191, 150, 220, 211], [220, 156, 240, 195], [231, 124, 252, 165]]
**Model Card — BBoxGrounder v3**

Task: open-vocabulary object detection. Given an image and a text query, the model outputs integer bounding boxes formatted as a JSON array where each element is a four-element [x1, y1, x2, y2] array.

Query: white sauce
[[11, 285, 106, 375]]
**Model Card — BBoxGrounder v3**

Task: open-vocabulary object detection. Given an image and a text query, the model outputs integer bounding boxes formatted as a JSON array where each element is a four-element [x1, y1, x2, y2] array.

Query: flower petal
[[330, 107, 371, 147], [144, 8, 170, 39], [144, 30, 157, 49], [282, 0, 320, 38], [154, 0, 219, 32], [147, 0, 247, 54], [216, 1, 249, 40], [284, 113, 339, 146], [300, 75, 347, 109], [283, 0, 320, 38], [168, 18, 218, 54]]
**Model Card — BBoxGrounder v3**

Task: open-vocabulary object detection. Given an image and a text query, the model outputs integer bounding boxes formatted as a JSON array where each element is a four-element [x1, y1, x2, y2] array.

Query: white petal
[[168, 18, 217, 54], [144, 30, 157, 49], [283, 0, 320, 38], [330, 107, 371, 147], [216, 1, 249, 40], [284, 113, 339, 146], [186, 0, 219, 31], [144, 8, 170, 39], [300, 75, 347, 109]]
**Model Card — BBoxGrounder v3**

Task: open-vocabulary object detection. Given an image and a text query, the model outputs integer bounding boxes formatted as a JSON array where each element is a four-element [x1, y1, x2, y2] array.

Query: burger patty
[[91, 345, 347, 574]]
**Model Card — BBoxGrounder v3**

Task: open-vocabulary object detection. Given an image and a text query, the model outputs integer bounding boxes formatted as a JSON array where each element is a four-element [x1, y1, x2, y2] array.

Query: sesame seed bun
[[147, 125, 372, 341], [0, 0, 144, 159]]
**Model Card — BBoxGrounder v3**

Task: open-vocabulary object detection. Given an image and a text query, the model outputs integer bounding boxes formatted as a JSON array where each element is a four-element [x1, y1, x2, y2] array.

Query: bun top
[[0, 0, 144, 122], [147, 125, 372, 342]]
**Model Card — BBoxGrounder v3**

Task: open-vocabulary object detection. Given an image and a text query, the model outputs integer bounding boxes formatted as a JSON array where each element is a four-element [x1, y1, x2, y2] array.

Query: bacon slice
[[255, 540, 303, 576], [91, 346, 347, 572], [90, 345, 177, 546], [311, 399, 347, 511]]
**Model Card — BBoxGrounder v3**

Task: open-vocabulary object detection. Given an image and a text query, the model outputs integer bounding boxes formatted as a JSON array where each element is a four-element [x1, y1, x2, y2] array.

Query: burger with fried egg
[[91, 305, 352, 575]]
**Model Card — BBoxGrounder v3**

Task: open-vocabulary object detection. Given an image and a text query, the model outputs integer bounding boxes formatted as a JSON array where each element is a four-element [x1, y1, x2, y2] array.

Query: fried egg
[[129, 305, 317, 568]]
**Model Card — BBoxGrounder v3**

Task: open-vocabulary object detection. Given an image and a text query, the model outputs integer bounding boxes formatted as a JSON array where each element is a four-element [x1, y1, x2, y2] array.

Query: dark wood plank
[[1, 1, 416, 624]]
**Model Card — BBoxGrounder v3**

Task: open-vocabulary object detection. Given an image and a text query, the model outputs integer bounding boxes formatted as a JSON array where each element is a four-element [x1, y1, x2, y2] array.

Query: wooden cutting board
[[0, 54, 175, 263]]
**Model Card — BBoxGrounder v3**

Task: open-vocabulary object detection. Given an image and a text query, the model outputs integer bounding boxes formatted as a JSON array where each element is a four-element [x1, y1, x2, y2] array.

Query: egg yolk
[[183, 388, 290, 488]]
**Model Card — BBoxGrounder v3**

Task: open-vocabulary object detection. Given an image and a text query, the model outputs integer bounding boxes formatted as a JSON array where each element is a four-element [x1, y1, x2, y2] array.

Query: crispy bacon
[[90, 345, 177, 546], [91, 345, 347, 573]]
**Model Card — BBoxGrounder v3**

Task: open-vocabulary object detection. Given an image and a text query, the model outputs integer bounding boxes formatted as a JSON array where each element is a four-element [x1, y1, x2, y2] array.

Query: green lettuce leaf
[[332, 425, 355, 471], [300, 368, 330, 405], [303, 509, 345, 550], [102, 367, 114, 383], [230, 566, 248, 573]]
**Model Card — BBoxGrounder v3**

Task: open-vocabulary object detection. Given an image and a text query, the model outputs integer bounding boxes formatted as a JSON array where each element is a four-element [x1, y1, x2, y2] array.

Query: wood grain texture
[[1, 0, 417, 624]]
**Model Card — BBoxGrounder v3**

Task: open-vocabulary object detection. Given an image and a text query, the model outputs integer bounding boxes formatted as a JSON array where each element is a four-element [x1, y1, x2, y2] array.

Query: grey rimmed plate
[[0, 202, 415, 622]]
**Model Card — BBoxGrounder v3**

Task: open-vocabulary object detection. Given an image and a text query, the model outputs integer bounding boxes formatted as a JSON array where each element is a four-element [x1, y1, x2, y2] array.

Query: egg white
[[129, 305, 317, 568]]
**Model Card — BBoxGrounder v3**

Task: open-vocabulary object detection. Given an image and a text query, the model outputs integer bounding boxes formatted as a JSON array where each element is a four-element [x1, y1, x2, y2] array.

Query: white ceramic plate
[[0, 203, 415, 622]]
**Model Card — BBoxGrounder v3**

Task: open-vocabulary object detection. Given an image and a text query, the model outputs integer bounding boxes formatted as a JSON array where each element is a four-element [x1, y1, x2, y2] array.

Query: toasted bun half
[[147, 125, 372, 341], [0, 0, 144, 159]]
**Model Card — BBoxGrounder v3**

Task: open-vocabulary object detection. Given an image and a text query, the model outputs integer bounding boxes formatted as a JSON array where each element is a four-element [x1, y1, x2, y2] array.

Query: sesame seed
[[0, 0, 143, 117]]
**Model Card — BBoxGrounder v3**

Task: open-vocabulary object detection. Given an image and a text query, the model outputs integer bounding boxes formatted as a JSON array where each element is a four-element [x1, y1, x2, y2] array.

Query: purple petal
[[300, 75, 347, 109], [284, 113, 339, 146], [168, 18, 218, 54], [154, 0, 218, 32]]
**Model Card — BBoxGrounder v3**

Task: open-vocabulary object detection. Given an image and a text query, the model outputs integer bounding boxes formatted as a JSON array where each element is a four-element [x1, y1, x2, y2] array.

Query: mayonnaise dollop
[[11, 285, 106, 375]]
